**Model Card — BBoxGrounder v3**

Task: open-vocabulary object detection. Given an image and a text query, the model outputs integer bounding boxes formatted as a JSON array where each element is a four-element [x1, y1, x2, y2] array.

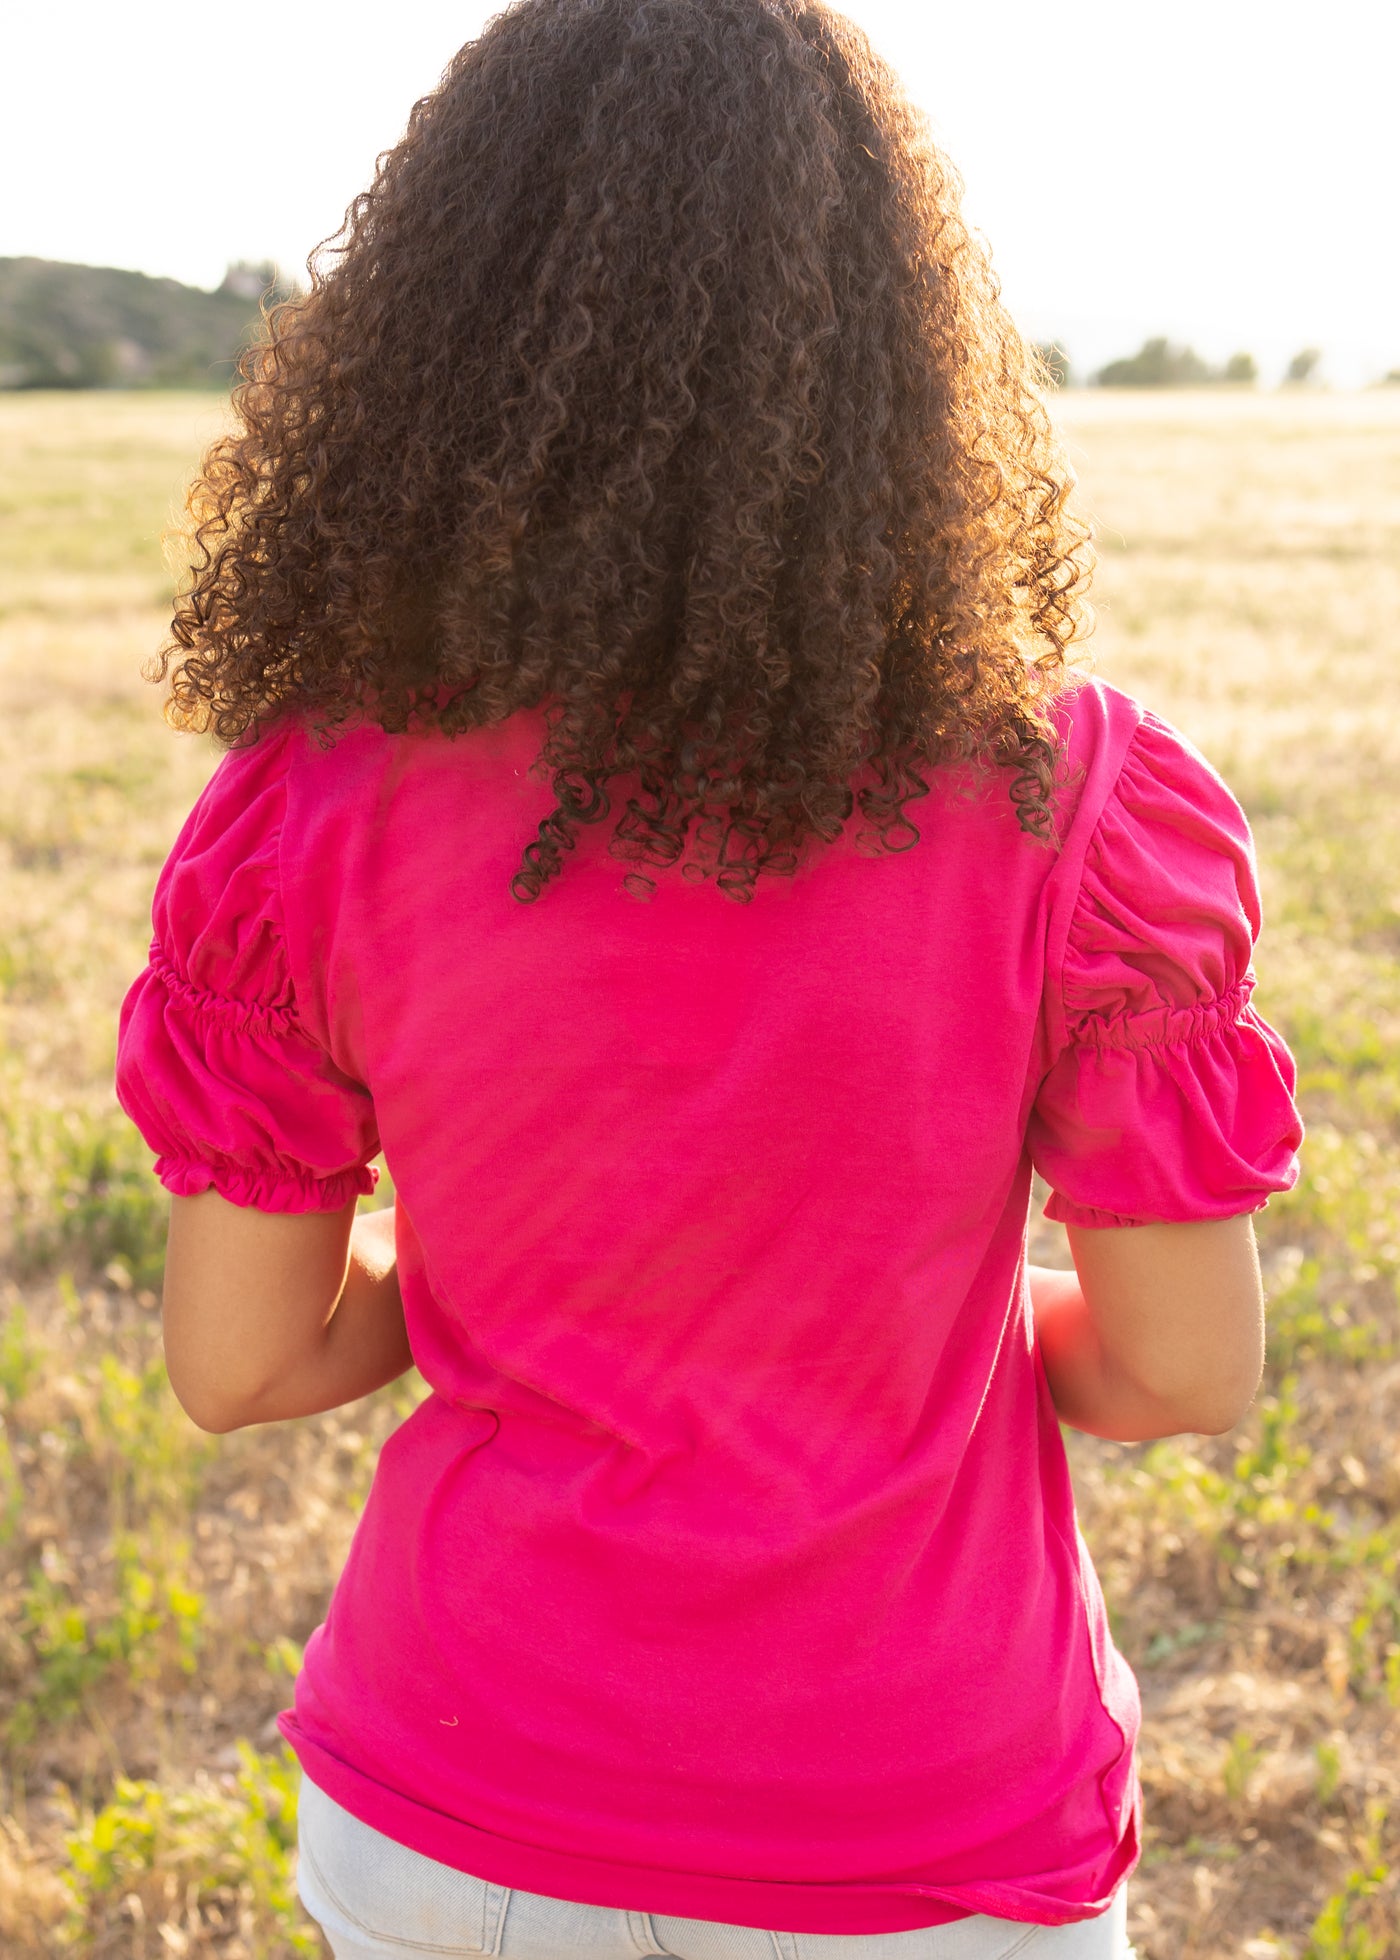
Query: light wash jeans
[[295, 1777, 1135, 1960]]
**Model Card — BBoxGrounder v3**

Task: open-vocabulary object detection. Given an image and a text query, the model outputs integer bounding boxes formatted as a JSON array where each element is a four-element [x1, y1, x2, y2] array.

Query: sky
[[4, 0, 1397, 387]]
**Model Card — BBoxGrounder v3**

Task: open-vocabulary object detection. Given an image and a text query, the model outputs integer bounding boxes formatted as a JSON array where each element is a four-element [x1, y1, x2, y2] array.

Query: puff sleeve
[[1027, 710, 1302, 1228], [115, 730, 380, 1213]]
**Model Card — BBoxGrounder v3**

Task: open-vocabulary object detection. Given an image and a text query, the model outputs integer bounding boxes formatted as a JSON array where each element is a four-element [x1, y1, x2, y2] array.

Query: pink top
[[116, 676, 1302, 1934]]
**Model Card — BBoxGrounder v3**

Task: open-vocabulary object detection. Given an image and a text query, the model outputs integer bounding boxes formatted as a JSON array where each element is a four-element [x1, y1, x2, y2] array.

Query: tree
[[1095, 338, 1213, 387], [1222, 352, 1258, 385], [1284, 347, 1322, 386], [218, 259, 299, 307]]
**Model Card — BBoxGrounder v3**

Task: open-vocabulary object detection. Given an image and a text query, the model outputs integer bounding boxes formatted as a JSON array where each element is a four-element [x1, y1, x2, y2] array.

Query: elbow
[[1102, 1333, 1263, 1440], [166, 1368, 268, 1435], [1153, 1364, 1263, 1438], [1125, 1312, 1265, 1441], [172, 1387, 252, 1434], [163, 1327, 281, 1434], [1183, 1393, 1259, 1438]]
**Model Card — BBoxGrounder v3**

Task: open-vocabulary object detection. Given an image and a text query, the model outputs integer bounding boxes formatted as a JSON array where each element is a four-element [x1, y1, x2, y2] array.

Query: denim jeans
[[294, 1776, 1135, 1960]]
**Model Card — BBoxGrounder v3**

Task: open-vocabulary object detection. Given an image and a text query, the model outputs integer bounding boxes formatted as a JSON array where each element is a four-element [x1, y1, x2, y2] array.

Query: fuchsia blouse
[[116, 676, 1302, 1934]]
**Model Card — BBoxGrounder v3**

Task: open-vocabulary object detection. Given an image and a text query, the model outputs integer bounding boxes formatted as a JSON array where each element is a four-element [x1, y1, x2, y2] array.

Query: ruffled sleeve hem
[[154, 1155, 378, 1214], [1033, 1000, 1301, 1228]]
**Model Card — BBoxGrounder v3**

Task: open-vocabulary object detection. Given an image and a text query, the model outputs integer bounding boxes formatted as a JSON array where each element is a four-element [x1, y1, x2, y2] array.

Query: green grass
[[60, 1743, 317, 1957]]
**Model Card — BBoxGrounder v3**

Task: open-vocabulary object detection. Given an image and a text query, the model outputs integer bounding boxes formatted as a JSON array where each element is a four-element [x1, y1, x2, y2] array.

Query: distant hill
[[0, 258, 293, 390]]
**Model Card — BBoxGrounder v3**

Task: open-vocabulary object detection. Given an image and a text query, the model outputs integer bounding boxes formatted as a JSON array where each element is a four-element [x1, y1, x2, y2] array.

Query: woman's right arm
[[1029, 1214, 1264, 1442]]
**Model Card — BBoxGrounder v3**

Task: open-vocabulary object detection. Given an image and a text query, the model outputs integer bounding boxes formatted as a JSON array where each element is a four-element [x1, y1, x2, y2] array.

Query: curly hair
[[158, 0, 1092, 903]]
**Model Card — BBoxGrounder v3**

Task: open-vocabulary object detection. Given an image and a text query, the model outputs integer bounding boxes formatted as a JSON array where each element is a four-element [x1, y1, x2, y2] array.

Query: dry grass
[[1, 387, 1398, 1957]]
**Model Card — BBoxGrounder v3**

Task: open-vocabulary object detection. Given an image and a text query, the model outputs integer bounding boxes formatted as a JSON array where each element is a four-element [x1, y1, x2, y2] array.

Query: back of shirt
[[116, 675, 1302, 1932]]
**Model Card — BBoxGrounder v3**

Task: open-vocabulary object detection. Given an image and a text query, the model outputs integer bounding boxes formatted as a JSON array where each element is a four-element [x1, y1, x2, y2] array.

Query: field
[[0, 387, 1398, 1958]]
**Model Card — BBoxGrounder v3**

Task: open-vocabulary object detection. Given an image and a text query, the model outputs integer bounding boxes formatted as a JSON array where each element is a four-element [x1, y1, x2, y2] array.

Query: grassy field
[[0, 387, 1397, 1958]]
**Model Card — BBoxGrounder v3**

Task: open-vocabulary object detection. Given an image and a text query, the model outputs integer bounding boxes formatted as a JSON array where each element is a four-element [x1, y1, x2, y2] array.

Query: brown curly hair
[[158, 0, 1091, 903]]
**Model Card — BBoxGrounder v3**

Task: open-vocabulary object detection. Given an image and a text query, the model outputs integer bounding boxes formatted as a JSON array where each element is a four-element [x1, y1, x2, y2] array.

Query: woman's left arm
[[162, 1195, 413, 1433]]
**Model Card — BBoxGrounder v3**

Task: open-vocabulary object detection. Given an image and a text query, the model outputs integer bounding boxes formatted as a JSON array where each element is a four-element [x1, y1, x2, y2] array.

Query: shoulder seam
[[1040, 687, 1148, 1067]]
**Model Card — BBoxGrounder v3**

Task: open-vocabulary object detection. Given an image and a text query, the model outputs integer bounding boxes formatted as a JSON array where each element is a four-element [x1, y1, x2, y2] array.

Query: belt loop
[[486, 1884, 513, 1956], [627, 1909, 665, 1955]]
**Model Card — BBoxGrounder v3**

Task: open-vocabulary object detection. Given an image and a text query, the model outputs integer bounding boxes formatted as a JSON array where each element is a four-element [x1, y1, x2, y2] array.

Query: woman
[[115, 2, 1303, 1956]]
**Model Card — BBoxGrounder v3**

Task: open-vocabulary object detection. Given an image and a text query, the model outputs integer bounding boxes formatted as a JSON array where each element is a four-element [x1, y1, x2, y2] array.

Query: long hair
[[157, 0, 1091, 902]]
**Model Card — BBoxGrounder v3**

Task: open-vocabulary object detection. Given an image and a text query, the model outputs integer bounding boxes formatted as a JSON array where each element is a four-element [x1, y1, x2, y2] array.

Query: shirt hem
[[279, 1716, 1138, 1935]]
